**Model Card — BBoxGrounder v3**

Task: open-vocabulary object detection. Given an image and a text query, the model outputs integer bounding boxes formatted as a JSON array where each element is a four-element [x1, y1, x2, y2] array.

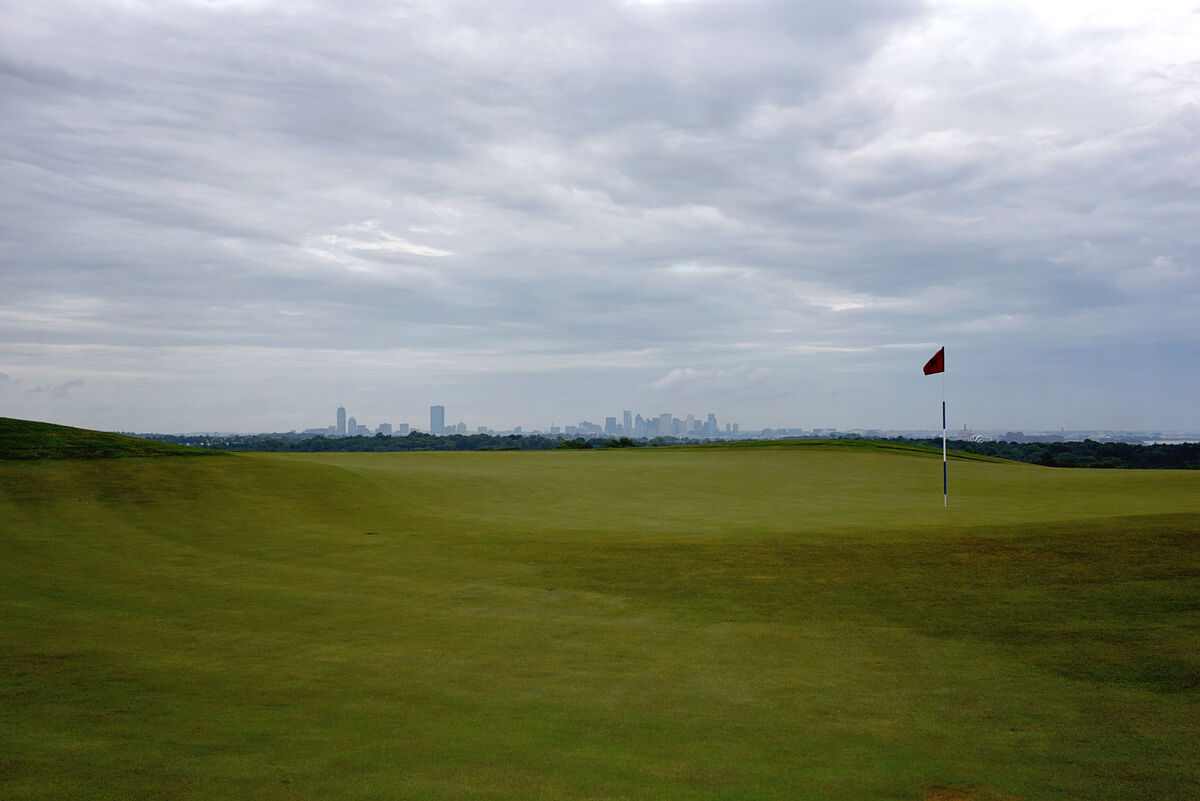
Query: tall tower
[[623, 410, 632, 433], [347, 416, 357, 436], [336, 406, 346, 436], [430, 405, 445, 435]]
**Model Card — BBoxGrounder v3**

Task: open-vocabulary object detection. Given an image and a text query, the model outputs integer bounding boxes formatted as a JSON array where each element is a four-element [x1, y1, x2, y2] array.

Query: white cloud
[[652, 367, 703, 390]]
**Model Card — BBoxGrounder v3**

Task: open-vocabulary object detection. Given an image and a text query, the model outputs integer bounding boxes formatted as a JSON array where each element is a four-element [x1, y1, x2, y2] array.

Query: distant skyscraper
[[336, 406, 346, 436], [347, 416, 357, 436], [430, 405, 445, 435], [623, 410, 632, 433], [659, 413, 672, 436], [605, 416, 618, 435]]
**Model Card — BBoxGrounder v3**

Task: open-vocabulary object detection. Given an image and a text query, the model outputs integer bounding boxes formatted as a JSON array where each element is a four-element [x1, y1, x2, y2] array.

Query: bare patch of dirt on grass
[[923, 783, 1018, 801]]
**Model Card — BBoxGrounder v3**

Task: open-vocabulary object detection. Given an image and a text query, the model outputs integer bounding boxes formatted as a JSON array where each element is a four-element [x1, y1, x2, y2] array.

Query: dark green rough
[[0, 418, 219, 460]]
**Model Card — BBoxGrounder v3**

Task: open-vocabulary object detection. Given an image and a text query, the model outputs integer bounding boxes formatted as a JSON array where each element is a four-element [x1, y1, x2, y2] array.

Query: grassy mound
[[2, 446, 1198, 800], [0, 417, 218, 460]]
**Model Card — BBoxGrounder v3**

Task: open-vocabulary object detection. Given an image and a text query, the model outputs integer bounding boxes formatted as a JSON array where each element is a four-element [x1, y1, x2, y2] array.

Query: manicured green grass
[[1, 435, 1198, 800]]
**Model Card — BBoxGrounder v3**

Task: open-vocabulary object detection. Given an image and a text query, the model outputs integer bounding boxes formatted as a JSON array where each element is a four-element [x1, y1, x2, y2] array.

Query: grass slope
[[0, 417, 216, 460], [1, 442, 1198, 800]]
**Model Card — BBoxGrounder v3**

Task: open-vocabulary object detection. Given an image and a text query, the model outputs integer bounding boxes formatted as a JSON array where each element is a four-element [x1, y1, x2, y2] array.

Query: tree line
[[145, 431, 667, 453], [903, 437, 1200, 469], [142, 431, 1200, 468]]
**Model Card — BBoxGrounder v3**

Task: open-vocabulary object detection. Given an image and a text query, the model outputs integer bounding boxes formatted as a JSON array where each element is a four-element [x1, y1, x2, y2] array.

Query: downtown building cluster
[[306, 406, 742, 439], [551, 410, 736, 439], [303, 406, 410, 438]]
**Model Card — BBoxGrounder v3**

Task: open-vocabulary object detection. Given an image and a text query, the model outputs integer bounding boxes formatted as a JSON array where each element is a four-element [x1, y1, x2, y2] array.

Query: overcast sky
[[3, 0, 1198, 434]]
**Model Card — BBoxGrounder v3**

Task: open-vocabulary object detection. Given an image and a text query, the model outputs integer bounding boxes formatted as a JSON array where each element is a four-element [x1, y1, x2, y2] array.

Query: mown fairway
[[2, 439, 1198, 800]]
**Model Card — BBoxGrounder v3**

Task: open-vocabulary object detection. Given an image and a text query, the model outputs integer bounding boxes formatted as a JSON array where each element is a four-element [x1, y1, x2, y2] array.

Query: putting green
[[2, 437, 1198, 800]]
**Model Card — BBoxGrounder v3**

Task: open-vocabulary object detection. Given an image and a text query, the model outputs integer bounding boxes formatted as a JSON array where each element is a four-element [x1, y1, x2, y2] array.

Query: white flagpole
[[942, 365, 947, 507]]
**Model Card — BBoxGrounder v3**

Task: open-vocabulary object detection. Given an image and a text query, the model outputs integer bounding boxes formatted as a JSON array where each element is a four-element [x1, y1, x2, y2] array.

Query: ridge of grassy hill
[[0, 417, 220, 460]]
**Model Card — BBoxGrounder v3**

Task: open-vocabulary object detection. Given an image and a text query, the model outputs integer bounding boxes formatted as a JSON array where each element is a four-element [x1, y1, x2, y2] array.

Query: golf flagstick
[[923, 347, 946, 506]]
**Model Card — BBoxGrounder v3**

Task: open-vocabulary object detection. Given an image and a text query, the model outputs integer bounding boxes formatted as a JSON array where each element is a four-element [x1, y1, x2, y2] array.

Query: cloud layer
[[2, 0, 1198, 432]]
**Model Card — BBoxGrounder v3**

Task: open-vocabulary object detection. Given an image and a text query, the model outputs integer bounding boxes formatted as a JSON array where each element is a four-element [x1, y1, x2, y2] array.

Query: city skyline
[[284, 404, 1198, 444], [308, 404, 741, 439], [2, 2, 1197, 434]]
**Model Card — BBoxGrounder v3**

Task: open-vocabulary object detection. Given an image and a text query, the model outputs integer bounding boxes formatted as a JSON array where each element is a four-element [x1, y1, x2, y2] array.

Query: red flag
[[923, 347, 944, 375]]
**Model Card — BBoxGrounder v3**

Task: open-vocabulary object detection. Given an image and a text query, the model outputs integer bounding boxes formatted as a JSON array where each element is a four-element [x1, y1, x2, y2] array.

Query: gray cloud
[[28, 379, 84, 399], [1, 0, 1198, 432]]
